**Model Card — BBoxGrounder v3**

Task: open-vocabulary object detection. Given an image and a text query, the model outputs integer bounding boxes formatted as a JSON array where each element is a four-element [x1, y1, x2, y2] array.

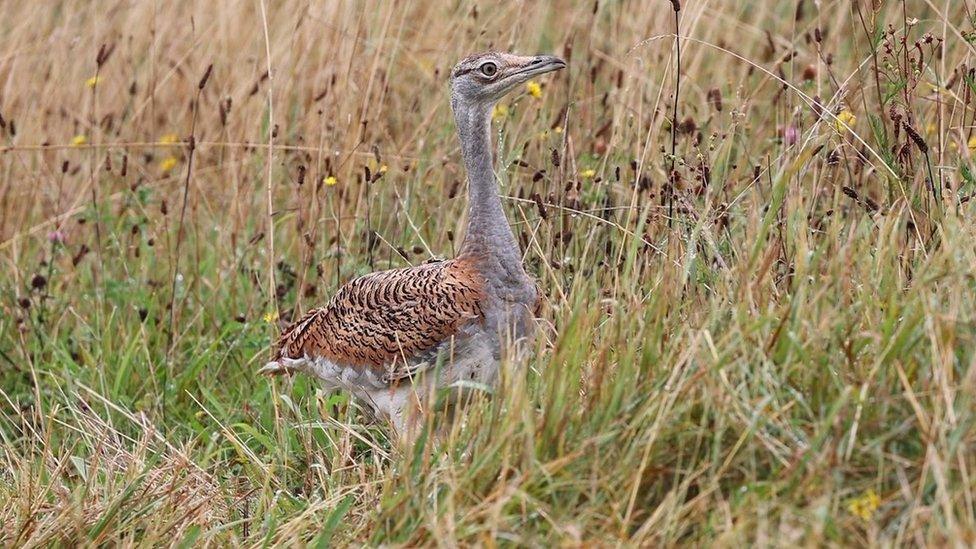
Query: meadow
[[2, 0, 976, 545]]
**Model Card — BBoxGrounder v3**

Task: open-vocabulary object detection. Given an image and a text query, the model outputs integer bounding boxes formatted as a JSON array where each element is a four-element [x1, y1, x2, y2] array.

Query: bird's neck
[[454, 103, 524, 277]]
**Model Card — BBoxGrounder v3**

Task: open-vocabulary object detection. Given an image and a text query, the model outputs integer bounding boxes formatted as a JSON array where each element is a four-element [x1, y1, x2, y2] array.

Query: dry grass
[[2, 0, 976, 545]]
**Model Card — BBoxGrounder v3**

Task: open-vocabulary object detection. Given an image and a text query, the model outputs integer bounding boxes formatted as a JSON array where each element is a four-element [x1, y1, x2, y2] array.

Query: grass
[[2, 0, 976, 545]]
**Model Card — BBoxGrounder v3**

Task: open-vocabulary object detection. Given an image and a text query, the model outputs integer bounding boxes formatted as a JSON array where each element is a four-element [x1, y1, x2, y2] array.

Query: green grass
[[2, 0, 976, 545]]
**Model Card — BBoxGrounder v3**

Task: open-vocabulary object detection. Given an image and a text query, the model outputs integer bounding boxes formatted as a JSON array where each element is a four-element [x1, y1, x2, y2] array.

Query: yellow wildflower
[[379, 164, 388, 174], [968, 135, 976, 153], [262, 311, 278, 324], [492, 104, 509, 121], [71, 135, 87, 146], [85, 75, 101, 88], [581, 168, 596, 178], [526, 80, 543, 99], [835, 110, 857, 133], [554, 126, 564, 134], [324, 176, 338, 187], [847, 489, 881, 521], [159, 133, 179, 145], [160, 156, 179, 172]]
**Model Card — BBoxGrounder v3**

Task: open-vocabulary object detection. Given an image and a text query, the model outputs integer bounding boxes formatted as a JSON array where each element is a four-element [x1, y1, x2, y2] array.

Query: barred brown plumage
[[258, 51, 566, 437], [273, 258, 485, 373]]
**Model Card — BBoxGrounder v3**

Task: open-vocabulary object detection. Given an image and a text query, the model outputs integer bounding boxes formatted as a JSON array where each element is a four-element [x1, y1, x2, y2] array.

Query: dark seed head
[[198, 63, 213, 90], [902, 121, 928, 154], [96, 42, 116, 67], [31, 274, 47, 290]]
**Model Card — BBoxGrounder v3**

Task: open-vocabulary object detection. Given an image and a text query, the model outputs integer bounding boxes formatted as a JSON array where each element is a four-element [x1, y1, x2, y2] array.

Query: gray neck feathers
[[452, 98, 523, 278]]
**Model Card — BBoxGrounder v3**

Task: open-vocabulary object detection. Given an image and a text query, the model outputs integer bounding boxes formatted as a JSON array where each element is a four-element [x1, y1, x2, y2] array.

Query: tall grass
[[2, 0, 976, 545]]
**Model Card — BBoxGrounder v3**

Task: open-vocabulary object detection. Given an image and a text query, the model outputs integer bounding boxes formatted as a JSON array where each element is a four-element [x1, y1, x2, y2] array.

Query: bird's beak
[[517, 55, 567, 77]]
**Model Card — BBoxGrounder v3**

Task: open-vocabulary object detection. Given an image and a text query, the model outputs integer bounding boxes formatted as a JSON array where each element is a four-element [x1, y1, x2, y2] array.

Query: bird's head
[[450, 51, 566, 109]]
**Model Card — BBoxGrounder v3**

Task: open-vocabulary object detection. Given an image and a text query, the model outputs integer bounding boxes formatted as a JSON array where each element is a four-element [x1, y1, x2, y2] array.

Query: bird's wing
[[272, 258, 486, 382]]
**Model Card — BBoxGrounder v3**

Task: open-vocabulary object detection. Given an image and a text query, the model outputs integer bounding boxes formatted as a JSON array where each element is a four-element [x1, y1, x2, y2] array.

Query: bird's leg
[[390, 409, 419, 448]]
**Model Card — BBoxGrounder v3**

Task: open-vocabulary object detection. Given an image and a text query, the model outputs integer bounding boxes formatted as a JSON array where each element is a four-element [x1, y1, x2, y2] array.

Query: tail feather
[[257, 356, 304, 376]]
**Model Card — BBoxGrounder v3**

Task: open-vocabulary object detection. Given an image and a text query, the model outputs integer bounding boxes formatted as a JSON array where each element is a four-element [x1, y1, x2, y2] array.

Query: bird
[[259, 51, 566, 436]]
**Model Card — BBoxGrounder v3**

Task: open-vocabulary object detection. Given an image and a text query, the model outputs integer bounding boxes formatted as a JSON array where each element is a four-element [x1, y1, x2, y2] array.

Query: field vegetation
[[2, 0, 976, 545]]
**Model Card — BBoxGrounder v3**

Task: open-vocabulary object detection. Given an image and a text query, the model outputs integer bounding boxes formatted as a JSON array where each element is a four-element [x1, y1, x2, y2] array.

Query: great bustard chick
[[259, 52, 566, 435]]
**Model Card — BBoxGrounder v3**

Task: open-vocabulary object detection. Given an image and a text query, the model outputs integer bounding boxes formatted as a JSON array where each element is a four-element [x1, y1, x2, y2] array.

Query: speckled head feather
[[450, 51, 566, 105]]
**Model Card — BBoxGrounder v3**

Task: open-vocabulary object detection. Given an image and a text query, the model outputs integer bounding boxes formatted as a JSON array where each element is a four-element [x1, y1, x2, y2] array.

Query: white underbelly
[[296, 331, 499, 422]]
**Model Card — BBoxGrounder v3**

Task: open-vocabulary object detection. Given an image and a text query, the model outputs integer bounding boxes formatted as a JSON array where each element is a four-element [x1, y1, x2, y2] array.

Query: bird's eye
[[480, 62, 498, 77]]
